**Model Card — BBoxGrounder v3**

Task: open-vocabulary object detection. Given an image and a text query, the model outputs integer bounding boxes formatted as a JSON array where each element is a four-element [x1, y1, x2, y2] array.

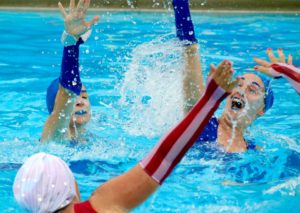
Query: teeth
[[75, 110, 87, 116], [231, 96, 245, 111]]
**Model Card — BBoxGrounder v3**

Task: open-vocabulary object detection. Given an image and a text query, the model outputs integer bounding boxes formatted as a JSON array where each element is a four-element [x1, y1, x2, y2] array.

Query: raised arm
[[254, 48, 300, 94], [173, 0, 205, 113], [41, 0, 99, 141], [88, 60, 236, 212]]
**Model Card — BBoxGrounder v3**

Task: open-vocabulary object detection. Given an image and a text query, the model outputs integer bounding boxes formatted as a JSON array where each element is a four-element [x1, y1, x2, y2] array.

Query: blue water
[[0, 10, 300, 212]]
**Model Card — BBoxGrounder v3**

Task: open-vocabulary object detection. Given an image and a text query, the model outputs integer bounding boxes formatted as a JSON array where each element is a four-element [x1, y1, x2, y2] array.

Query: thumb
[[85, 16, 100, 28]]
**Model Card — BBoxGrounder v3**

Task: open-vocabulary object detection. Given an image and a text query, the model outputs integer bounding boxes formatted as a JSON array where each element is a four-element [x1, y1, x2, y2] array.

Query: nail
[[254, 66, 258, 70], [225, 60, 231, 65]]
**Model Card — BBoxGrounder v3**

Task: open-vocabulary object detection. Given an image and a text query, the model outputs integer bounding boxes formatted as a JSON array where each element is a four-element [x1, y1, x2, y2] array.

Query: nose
[[76, 102, 84, 107], [76, 98, 85, 107]]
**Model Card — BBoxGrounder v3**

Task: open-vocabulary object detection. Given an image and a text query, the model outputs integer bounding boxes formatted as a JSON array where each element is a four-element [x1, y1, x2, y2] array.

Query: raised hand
[[208, 60, 237, 93], [254, 48, 300, 94], [253, 48, 293, 78], [58, 0, 99, 38]]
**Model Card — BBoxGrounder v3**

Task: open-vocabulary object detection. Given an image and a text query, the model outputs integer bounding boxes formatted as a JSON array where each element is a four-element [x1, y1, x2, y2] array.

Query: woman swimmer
[[13, 1, 237, 212], [172, 0, 300, 153], [41, 0, 99, 142]]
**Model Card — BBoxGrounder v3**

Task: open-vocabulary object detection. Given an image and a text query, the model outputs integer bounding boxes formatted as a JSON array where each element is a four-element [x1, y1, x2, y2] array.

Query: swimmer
[[173, 0, 275, 152], [41, 0, 99, 142], [13, 39, 237, 213]]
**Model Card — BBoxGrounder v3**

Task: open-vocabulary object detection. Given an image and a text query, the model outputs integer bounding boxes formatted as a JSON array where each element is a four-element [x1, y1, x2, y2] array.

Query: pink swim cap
[[13, 153, 77, 212]]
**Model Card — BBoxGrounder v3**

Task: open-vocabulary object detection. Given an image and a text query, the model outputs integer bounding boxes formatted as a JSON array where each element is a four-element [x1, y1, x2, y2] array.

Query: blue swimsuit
[[196, 116, 256, 150]]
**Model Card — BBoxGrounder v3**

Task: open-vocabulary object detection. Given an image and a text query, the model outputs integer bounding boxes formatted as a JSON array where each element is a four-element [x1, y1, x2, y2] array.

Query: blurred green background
[[0, 0, 300, 10]]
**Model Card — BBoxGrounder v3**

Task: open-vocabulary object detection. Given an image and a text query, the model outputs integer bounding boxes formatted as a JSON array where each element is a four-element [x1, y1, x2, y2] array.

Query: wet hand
[[208, 60, 237, 93], [253, 48, 293, 78], [58, 0, 100, 38]]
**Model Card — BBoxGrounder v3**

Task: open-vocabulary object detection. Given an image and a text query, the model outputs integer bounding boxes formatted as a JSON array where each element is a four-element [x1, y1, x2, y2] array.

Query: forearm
[[270, 63, 300, 93], [172, 0, 204, 113], [183, 43, 205, 113], [59, 37, 83, 95], [90, 165, 158, 212], [41, 36, 83, 141]]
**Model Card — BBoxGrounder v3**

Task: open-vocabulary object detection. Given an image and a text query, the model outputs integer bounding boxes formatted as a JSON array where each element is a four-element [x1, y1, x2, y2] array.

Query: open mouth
[[231, 96, 245, 111], [74, 110, 88, 116]]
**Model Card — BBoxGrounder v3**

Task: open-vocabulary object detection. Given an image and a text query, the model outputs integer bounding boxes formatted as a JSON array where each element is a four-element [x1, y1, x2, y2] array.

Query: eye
[[237, 77, 245, 87], [82, 96, 88, 99], [250, 89, 256, 94], [249, 87, 258, 95]]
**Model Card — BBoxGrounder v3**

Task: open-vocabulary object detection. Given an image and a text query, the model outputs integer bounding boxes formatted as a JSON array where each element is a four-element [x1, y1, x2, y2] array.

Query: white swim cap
[[13, 152, 77, 213]]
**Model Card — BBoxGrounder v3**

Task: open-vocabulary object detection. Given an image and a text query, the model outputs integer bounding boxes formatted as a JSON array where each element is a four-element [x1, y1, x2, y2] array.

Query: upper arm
[[41, 85, 76, 142], [89, 164, 159, 212], [183, 43, 205, 114]]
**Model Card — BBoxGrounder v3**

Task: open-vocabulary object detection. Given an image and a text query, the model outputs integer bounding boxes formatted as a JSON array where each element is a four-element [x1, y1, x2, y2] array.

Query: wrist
[[61, 30, 92, 47], [61, 31, 78, 46]]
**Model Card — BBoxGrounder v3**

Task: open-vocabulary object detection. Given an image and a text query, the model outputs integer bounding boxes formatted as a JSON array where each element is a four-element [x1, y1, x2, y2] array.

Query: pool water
[[0, 10, 300, 212]]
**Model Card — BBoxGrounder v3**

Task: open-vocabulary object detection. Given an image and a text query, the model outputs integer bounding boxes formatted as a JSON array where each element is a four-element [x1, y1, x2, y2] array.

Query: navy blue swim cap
[[257, 74, 274, 112], [46, 78, 59, 114]]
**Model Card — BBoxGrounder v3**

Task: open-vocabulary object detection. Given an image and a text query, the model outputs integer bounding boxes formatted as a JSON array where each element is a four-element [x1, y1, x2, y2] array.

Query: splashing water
[[119, 34, 184, 138]]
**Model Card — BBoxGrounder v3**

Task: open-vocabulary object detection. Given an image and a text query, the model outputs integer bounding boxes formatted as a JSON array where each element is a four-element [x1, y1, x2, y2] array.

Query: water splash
[[119, 35, 184, 138], [264, 176, 300, 196]]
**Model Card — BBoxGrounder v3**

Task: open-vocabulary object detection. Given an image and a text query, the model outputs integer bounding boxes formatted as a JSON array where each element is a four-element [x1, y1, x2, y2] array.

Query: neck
[[218, 115, 247, 153]]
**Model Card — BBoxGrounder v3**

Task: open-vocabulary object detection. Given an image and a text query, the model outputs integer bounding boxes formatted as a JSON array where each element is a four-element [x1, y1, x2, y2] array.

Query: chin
[[74, 115, 91, 126], [76, 119, 89, 126]]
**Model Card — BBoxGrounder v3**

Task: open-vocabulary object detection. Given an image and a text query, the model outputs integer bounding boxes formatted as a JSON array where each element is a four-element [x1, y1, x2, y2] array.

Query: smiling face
[[72, 85, 91, 126], [222, 73, 266, 128]]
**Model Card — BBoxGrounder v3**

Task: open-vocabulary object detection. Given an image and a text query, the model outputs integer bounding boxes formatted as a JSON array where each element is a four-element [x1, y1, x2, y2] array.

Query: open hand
[[253, 48, 293, 78], [208, 60, 237, 93], [58, 0, 100, 38]]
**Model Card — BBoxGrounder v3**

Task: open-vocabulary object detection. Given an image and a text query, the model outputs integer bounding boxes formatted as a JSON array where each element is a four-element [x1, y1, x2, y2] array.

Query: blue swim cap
[[46, 78, 59, 114], [257, 74, 274, 112]]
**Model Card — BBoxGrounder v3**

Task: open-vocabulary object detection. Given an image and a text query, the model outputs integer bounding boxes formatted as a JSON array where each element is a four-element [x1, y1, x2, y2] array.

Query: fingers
[[254, 65, 272, 77], [58, 2, 67, 19], [84, 15, 100, 28], [277, 48, 286, 63], [70, 0, 75, 10], [288, 54, 293, 65], [77, 0, 85, 12], [83, 0, 91, 12], [213, 60, 229, 79], [209, 60, 236, 92], [267, 48, 278, 63], [253, 57, 271, 67]]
